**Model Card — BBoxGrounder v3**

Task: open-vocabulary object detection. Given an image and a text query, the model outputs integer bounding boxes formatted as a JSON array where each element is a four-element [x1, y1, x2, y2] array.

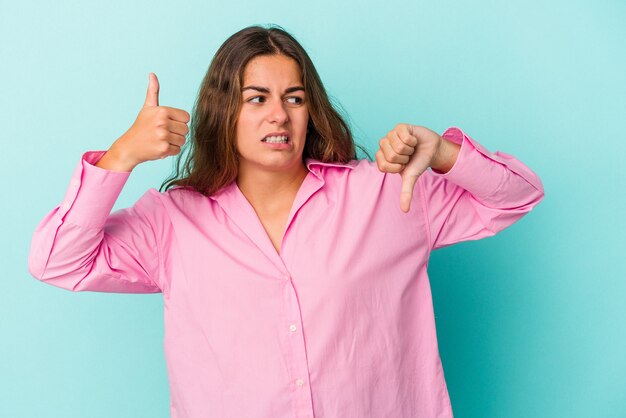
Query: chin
[[240, 154, 300, 171], [265, 156, 303, 170]]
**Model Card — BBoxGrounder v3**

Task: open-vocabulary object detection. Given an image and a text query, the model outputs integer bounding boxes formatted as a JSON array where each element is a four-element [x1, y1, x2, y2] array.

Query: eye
[[286, 96, 304, 105], [248, 96, 266, 104]]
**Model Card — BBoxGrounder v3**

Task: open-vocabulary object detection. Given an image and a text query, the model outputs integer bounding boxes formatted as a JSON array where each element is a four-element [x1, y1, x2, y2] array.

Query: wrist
[[430, 138, 460, 174], [95, 145, 137, 172]]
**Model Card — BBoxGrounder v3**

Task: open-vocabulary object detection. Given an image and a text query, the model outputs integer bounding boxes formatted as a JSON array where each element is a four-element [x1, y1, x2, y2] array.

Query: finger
[[399, 151, 432, 213], [389, 130, 416, 156], [144, 73, 160, 108], [161, 144, 182, 159], [400, 171, 419, 213], [168, 143, 182, 156], [160, 106, 191, 123], [166, 131, 187, 148], [159, 144, 181, 160], [375, 149, 404, 173], [396, 124, 418, 148], [167, 119, 190, 137], [380, 137, 410, 165], [408, 124, 439, 145]]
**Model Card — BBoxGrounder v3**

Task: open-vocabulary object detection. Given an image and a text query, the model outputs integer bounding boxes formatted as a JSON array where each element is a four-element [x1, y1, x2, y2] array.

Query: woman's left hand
[[375, 124, 444, 213]]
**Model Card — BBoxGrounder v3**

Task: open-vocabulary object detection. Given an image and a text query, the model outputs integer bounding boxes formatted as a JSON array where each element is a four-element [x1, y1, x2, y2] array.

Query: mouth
[[261, 132, 290, 144]]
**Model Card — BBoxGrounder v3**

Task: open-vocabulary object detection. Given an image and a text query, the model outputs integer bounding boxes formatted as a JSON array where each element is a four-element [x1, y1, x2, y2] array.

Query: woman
[[28, 25, 544, 418]]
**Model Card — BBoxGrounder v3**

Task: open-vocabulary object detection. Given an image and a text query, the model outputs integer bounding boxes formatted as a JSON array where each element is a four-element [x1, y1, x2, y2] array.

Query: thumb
[[143, 72, 160, 107], [399, 171, 419, 213]]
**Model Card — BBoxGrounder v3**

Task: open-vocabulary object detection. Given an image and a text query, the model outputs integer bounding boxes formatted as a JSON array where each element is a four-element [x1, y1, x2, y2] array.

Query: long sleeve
[[27, 151, 164, 293], [419, 127, 545, 251]]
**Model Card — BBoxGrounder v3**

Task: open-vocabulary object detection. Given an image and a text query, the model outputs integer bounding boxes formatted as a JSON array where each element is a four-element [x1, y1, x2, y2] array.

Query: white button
[[296, 378, 304, 387], [289, 324, 297, 332]]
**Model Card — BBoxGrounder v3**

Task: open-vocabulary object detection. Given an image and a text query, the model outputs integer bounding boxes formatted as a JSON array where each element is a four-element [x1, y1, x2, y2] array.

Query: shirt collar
[[304, 157, 356, 179], [207, 158, 355, 201]]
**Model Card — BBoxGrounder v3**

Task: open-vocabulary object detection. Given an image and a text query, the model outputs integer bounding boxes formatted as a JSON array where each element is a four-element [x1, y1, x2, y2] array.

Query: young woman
[[28, 25, 544, 418]]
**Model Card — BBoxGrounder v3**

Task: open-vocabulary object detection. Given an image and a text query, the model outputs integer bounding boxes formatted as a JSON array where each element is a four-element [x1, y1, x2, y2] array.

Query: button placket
[[282, 276, 314, 416]]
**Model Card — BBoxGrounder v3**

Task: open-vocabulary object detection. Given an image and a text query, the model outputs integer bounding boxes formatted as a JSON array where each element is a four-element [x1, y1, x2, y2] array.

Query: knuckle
[[156, 109, 169, 123], [159, 141, 170, 152], [157, 128, 168, 140]]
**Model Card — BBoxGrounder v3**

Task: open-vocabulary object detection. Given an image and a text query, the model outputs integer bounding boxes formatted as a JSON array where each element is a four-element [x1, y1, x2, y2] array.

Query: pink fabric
[[28, 127, 544, 417]]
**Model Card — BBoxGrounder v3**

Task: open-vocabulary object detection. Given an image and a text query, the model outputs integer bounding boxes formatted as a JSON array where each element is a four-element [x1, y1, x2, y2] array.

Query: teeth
[[264, 135, 289, 143]]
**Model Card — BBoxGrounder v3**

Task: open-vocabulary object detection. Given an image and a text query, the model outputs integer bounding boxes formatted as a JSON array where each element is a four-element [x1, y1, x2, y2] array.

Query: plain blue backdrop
[[2, 0, 624, 417]]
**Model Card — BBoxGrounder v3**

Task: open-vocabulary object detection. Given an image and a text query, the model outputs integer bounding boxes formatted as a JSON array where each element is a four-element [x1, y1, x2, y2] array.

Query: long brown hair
[[160, 24, 371, 197]]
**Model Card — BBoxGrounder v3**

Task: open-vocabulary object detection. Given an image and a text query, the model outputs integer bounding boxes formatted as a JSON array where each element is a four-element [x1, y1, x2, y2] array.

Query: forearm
[[27, 151, 161, 293]]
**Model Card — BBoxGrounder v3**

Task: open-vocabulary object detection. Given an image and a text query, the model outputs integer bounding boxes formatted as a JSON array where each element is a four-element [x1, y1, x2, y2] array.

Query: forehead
[[242, 54, 302, 85]]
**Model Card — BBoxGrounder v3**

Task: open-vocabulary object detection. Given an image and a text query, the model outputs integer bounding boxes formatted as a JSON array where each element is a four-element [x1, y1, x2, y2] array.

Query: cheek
[[235, 114, 255, 142], [295, 110, 309, 132], [236, 114, 249, 133]]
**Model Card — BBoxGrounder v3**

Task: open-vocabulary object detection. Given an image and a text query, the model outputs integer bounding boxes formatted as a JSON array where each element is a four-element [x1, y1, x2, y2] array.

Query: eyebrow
[[241, 85, 305, 94]]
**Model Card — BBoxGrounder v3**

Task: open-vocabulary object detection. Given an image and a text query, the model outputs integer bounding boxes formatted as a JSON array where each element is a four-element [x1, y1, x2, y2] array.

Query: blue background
[[2, 0, 624, 417]]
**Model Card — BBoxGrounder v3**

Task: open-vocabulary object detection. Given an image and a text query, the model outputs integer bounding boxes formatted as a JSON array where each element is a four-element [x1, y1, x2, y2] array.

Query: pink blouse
[[28, 127, 544, 417]]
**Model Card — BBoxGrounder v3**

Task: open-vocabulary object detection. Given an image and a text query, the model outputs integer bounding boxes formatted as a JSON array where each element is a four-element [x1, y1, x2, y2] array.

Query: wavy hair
[[160, 24, 371, 196]]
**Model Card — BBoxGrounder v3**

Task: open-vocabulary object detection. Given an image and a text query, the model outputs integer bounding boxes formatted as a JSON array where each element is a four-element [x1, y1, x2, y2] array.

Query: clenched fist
[[96, 73, 190, 172], [376, 124, 456, 213]]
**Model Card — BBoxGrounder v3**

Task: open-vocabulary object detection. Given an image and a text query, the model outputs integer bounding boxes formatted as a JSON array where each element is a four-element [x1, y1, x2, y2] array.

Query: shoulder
[[134, 185, 208, 217]]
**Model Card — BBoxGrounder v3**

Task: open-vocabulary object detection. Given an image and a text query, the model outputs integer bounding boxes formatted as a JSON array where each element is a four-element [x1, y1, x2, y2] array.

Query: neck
[[236, 160, 309, 213]]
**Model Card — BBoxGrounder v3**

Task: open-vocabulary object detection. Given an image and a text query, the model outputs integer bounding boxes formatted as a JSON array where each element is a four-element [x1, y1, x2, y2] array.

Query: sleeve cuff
[[430, 126, 538, 200], [58, 151, 132, 228]]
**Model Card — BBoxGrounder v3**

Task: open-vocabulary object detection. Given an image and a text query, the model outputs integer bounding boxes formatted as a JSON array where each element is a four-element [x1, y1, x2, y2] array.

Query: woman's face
[[236, 54, 309, 173]]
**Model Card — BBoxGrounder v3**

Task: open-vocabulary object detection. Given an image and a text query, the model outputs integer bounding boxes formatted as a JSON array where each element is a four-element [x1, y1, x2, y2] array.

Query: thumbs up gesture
[[99, 73, 191, 171], [375, 124, 448, 213]]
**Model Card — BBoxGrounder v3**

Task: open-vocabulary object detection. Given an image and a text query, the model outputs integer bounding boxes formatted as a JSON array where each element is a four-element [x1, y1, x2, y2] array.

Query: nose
[[267, 98, 289, 125]]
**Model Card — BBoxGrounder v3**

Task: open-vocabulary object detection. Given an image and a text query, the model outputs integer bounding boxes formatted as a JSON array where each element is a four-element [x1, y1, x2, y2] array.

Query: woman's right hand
[[96, 73, 190, 172]]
